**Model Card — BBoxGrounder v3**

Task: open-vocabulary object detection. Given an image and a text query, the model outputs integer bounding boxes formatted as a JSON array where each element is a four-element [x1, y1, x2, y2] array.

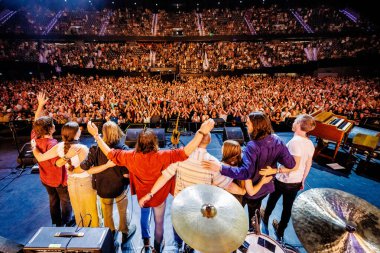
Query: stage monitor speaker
[[223, 127, 244, 146], [23, 227, 113, 253], [361, 117, 380, 132], [125, 128, 166, 148], [17, 142, 37, 167]]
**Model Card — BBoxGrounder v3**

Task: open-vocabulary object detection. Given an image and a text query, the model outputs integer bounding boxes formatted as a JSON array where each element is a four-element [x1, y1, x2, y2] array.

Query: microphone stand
[[9, 121, 21, 156]]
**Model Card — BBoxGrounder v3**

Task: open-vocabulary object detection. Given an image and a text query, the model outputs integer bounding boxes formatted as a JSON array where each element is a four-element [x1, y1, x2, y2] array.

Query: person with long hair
[[221, 140, 273, 205], [258, 114, 316, 239], [138, 135, 246, 252], [87, 119, 215, 253], [202, 112, 295, 230], [79, 121, 136, 244], [31, 93, 73, 227], [32, 121, 99, 228]]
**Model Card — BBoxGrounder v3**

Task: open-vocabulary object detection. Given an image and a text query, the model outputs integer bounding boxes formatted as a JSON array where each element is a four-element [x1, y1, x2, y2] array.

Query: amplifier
[[23, 227, 113, 253]]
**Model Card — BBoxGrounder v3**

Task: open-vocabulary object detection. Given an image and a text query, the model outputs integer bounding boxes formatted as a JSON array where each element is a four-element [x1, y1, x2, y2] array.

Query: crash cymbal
[[171, 184, 248, 253], [292, 188, 380, 253]]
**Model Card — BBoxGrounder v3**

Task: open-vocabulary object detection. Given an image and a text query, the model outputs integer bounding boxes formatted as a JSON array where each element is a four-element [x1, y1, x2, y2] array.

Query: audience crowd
[[1, 75, 378, 127], [246, 5, 305, 34], [0, 5, 375, 36], [0, 36, 378, 73]]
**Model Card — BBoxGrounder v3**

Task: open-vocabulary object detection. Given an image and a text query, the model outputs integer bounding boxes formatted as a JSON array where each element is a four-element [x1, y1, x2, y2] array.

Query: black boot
[[154, 240, 164, 253], [143, 238, 151, 253]]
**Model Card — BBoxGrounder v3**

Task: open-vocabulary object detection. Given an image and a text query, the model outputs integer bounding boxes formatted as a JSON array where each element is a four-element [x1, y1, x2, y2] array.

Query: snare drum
[[236, 233, 286, 253]]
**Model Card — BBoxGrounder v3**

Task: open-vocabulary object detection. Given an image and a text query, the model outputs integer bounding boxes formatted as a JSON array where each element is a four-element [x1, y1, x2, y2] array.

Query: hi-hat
[[171, 184, 248, 253], [292, 188, 380, 253]]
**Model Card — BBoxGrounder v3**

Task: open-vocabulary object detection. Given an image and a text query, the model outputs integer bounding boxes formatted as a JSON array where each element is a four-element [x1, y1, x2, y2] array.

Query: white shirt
[[276, 135, 314, 183], [162, 148, 232, 196], [56, 142, 90, 178]]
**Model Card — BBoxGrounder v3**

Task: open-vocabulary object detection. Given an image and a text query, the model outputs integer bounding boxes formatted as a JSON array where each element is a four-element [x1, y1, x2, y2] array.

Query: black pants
[[242, 195, 267, 230], [43, 183, 73, 226], [263, 179, 301, 234]]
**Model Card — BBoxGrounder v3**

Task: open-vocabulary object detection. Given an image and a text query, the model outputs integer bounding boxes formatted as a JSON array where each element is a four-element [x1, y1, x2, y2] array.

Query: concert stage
[[0, 130, 379, 253]]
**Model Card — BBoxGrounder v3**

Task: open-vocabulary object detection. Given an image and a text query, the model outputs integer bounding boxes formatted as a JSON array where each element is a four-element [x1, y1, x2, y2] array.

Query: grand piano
[[309, 110, 354, 161]]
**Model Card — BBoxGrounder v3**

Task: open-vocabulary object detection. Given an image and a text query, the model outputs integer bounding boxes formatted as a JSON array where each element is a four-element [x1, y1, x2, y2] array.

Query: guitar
[[171, 115, 180, 146]]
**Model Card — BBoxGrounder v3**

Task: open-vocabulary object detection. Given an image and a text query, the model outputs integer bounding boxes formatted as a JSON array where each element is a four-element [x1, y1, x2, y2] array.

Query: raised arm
[[34, 92, 49, 121], [183, 119, 215, 156], [87, 121, 111, 156]]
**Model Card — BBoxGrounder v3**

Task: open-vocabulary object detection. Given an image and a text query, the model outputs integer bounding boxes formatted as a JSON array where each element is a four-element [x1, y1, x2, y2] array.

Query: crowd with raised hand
[[1, 75, 378, 127]]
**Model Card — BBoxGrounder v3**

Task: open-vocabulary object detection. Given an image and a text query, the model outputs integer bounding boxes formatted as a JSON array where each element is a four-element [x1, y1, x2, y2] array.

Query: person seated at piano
[[257, 114, 316, 240]]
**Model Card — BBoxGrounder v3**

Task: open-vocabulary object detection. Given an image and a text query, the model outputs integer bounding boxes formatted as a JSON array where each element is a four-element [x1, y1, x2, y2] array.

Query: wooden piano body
[[309, 110, 354, 161]]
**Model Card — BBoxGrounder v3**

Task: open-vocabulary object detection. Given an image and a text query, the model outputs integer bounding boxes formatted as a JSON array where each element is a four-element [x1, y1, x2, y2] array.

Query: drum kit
[[171, 185, 380, 253]]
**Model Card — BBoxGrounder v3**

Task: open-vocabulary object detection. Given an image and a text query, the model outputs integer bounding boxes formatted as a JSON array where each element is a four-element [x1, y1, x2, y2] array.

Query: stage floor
[[0, 130, 379, 253]]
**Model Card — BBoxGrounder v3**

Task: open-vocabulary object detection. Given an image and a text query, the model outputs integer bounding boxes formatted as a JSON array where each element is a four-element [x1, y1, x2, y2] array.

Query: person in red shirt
[[87, 119, 215, 253], [31, 93, 73, 227]]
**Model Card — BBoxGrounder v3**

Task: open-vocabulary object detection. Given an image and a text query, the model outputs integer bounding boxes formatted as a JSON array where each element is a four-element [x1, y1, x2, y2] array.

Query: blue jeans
[[42, 183, 73, 226], [141, 207, 152, 239]]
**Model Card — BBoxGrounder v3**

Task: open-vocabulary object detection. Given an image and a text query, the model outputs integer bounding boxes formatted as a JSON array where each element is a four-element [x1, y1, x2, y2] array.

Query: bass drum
[[236, 233, 285, 253]]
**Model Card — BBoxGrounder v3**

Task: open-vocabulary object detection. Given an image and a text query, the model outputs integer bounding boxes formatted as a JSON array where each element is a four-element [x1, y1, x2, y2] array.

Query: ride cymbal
[[292, 188, 380, 253], [171, 184, 248, 253]]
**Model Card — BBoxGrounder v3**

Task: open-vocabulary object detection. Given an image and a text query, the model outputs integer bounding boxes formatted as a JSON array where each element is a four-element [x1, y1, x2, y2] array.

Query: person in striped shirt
[[138, 133, 245, 252]]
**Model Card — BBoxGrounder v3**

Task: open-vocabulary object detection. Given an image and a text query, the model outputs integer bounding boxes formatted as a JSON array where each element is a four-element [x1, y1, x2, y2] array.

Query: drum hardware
[[237, 209, 300, 253], [292, 188, 380, 253]]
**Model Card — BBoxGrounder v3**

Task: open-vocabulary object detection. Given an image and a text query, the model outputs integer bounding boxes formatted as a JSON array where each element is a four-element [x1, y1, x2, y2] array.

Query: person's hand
[[201, 160, 221, 172], [259, 166, 277, 176], [260, 176, 273, 184], [199, 118, 215, 134], [87, 121, 99, 137], [106, 160, 116, 168], [138, 194, 151, 208], [31, 139, 36, 149], [65, 146, 81, 159], [37, 92, 49, 107]]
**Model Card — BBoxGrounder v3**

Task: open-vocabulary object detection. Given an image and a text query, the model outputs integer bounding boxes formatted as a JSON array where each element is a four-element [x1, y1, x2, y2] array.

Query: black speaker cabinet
[[223, 127, 245, 145], [23, 227, 113, 253], [125, 128, 166, 148], [17, 142, 37, 167]]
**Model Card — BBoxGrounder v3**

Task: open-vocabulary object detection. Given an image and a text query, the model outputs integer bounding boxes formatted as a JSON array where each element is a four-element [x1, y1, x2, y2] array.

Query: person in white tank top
[[32, 122, 100, 227], [258, 114, 316, 239]]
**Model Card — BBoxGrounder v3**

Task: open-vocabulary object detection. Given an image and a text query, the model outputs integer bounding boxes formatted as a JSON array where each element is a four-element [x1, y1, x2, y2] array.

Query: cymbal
[[292, 188, 380, 253], [171, 184, 248, 253]]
